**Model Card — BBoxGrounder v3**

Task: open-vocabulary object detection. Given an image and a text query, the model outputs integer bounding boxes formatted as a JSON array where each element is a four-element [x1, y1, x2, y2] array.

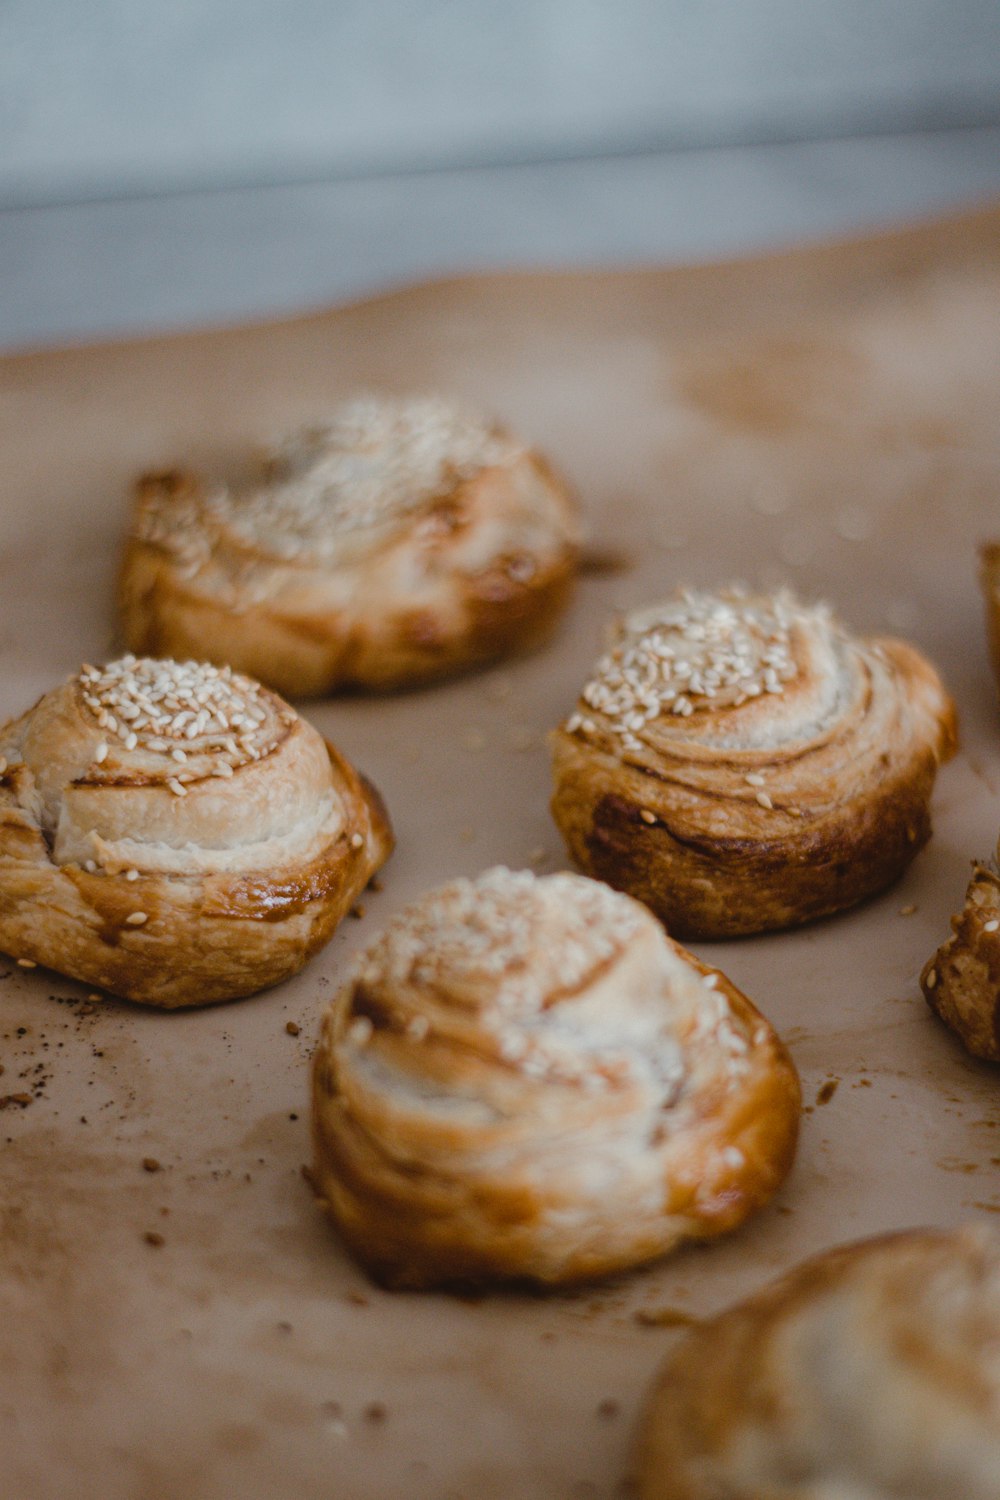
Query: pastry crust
[[636, 1225, 1000, 1500], [921, 862, 1000, 1060], [551, 587, 957, 939], [0, 656, 392, 1007], [310, 867, 800, 1289], [118, 397, 581, 696], [980, 542, 1000, 696]]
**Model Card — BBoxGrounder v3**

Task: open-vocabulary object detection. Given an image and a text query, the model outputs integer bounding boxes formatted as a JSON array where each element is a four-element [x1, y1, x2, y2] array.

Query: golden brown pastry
[[921, 860, 1000, 1060], [551, 586, 957, 939], [637, 1225, 1000, 1500], [119, 395, 581, 696], [310, 867, 800, 1289], [0, 655, 392, 1007]]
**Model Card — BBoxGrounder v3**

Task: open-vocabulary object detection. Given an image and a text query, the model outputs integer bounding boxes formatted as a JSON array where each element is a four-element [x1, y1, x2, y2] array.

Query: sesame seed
[[0, 757, 7, 775], [755, 791, 774, 810], [16, 957, 37, 968], [94, 742, 109, 763], [639, 809, 657, 824], [125, 912, 148, 926], [125, 868, 140, 881], [985, 920, 1000, 933], [926, 968, 938, 989], [348, 1016, 374, 1046], [899, 904, 916, 916], [350, 832, 364, 850], [744, 772, 765, 787]]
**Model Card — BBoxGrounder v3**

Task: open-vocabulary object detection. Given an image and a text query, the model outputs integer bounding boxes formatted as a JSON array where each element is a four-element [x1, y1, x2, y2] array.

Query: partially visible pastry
[[922, 861, 1000, 1060], [637, 1225, 1000, 1500], [980, 543, 1000, 696], [551, 586, 957, 939], [310, 867, 800, 1289], [0, 655, 392, 1006], [119, 396, 581, 696]]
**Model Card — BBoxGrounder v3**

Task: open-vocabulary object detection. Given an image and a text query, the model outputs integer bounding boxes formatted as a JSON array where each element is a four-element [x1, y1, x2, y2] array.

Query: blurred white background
[[2, 1, 999, 347]]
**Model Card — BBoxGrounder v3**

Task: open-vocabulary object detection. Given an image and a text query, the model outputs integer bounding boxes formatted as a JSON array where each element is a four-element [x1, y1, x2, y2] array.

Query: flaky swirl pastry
[[310, 867, 800, 1288], [0, 656, 392, 1006], [551, 587, 957, 938], [637, 1226, 1000, 1500], [119, 395, 581, 696], [921, 860, 1000, 1061]]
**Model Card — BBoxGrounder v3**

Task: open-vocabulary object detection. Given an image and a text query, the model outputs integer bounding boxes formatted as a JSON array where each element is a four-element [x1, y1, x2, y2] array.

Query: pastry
[[310, 866, 800, 1289], [0, 655, 392, 1007], [551, 586, 957, 939], [637, 1225, 1000, 1500], [119, 395, 581, 696], [921, 859, 1000, 1060]]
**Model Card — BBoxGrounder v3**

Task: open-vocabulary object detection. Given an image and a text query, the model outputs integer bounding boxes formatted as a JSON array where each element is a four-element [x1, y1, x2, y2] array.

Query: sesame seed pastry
[[0, 656, 393, 1007], [921, 860, 1000, 1061], [119, 396, 581, 696], [310, 867, 800, 1289], [550, 586, 957, 939], [636, 1225, 1000, 1500]]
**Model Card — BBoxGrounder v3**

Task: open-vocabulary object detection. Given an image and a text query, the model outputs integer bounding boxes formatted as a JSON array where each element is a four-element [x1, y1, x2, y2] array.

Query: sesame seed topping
[[985, 920, 1000, 933], [744, 772, 765, 787], [755, 791, 774, 810], [926, 968, 938, 989], [350, 832, 365, 850], [569, 587, 825, 750], [139, 397, 525, 567], [17, 957, 37, 968], [125, 911, 148, 925], [77, 656, 291, 783], [342, 868, 756, 1104], [125, 868, 140, 881], [639, 808, 657, 824]]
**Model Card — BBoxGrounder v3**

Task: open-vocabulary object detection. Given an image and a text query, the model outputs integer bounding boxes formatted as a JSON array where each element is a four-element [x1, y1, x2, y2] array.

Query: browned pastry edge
[[634, 1227, 976, 1500], [980, 542, 1000, 698], [119, 463, 579, 697], [309, 956, 801, 1290], [0, 740, 393, 1008], [550, 674, 958, 941], [921, 863, 1000, 1060]]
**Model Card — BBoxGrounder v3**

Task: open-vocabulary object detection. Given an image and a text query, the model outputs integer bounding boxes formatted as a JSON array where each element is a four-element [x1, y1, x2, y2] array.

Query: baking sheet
[[2, 205, 1000, 1500]]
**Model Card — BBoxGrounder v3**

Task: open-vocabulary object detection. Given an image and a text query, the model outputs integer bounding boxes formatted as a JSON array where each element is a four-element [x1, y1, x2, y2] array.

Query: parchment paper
[[2, 206, 1000, 1500]]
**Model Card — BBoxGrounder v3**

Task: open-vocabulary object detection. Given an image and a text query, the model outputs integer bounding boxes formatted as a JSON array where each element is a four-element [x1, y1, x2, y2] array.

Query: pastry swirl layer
[[638, 1226, 1000, 1500], [119, 396, 581, 695], [0, 656, 393, 1006], [552, 586, 957, 937], [311, 867, 800, 1288]]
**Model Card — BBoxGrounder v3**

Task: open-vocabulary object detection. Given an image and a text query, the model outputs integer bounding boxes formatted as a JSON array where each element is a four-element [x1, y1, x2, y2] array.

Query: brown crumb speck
[[142, 1157, 162, 1173], [364, 1402, 388, 1424], [816, 1078, 839, 1106], [285, 1021, 301, 1036], [597, 1399, 620, 1421], [143, 1231, 165, 1247]]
